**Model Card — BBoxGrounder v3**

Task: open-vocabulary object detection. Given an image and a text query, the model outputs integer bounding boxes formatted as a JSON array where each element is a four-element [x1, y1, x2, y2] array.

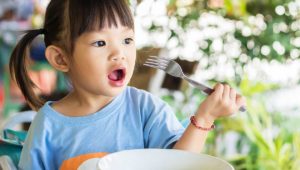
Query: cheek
[[72, 60, 106, 77], [128, 56, 136, 70], [126, 59, 136, 79], [129, 50, 137, 64]]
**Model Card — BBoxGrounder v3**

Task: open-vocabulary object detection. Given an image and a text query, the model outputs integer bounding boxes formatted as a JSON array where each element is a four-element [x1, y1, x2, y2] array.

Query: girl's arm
[[173, 83, 246, 153], [172, 115, 213, 152]]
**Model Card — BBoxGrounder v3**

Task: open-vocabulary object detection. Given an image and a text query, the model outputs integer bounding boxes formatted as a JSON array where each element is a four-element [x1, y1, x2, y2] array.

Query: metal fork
[[143, 56, 246, 112]]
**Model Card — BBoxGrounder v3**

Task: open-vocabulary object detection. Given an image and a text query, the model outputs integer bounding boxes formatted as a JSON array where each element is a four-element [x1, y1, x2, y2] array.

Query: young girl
[[9, 0, 245, 169]]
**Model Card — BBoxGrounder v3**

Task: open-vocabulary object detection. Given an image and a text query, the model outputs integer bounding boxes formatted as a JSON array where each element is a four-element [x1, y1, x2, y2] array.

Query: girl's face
[[67, 20, 136, 98]]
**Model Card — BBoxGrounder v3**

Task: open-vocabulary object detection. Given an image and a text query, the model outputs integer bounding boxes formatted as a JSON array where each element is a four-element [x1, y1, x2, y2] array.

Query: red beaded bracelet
[[190, 116, 215, 131]]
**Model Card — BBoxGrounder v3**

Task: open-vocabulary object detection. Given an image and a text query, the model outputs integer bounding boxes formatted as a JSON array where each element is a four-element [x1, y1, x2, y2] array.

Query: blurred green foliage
[[230, 78, 300, 170], [165, 0, 300, 63]]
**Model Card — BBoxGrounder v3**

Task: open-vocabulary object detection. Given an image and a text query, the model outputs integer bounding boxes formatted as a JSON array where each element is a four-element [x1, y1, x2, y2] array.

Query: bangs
[[68, 0, 134, 51]]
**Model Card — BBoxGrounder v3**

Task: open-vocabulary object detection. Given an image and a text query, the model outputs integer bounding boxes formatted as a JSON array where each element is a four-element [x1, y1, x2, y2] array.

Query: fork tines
[[143, 56, 170, 70]]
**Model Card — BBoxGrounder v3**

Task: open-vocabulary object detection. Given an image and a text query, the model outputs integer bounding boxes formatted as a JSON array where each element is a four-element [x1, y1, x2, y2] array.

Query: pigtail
[[9, 29, 46, 111]]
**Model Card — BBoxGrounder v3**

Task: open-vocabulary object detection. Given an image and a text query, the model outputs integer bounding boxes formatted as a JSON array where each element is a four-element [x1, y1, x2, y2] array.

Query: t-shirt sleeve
[[18, 113, 54, 170], [143, 97, 185, 149]]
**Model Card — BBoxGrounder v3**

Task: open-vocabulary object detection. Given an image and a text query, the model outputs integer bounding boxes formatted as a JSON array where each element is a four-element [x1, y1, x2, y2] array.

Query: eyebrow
[[83, 27, 134, 42]]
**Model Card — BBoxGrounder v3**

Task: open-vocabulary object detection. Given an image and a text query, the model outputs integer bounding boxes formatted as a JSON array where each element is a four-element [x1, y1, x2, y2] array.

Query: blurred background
[[0, 0, 299, 169]]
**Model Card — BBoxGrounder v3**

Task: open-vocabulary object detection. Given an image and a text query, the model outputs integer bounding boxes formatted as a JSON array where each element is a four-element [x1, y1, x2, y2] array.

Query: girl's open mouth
[[108, 68, 126, 87]]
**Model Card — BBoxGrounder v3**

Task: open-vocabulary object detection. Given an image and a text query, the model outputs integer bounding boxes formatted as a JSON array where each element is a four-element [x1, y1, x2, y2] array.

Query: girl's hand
[[195, 83, 246, 123]]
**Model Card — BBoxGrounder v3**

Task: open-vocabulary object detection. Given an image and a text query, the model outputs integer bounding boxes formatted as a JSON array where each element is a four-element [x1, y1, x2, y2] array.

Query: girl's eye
[[123, 38, 134, 45], [92, 41, 106, 47]]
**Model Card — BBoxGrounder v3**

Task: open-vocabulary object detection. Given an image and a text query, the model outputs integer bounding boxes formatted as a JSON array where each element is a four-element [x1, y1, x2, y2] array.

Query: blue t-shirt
[[19, 87, 185, 170]]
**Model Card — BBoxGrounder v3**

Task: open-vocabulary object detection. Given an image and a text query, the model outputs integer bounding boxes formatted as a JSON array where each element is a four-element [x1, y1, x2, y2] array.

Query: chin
[[106, 84, 127, 97]]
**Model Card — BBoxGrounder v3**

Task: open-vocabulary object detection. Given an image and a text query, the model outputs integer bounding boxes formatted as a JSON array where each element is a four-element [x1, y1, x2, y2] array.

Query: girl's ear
[[45, 45, 69, 72]]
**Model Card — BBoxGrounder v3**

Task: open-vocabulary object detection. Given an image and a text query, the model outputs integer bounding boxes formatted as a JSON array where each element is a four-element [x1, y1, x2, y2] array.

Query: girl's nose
[[110, 46, 125, 61], [111, 55, 125, 61]]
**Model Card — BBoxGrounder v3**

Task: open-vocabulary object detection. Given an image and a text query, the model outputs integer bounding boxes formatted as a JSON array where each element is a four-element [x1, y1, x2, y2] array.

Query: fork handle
[[183, 76, 214, 94], [183, 76, 246, 112]]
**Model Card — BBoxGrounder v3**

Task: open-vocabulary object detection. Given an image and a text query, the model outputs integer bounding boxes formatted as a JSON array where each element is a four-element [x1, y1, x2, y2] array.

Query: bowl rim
[[97, 148, 234, 170]]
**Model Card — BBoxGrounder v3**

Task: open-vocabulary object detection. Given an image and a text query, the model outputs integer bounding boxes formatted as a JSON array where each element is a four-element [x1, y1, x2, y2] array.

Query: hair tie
[[38, 28, 46, 35]]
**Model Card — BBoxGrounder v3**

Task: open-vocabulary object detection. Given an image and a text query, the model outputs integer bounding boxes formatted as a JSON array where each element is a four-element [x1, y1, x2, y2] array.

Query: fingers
[[202, 83, 246, 119], [236, 95, 246, 108], [214, 83, 242, 111], [230, 87, 237, 101], [212, 83, 224, 100], [222, 84, 230, 100], [212, 83, 243, 105]]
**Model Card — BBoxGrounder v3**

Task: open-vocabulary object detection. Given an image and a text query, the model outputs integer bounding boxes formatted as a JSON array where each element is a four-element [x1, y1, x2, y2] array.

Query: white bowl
[[78, 149, 234, 170]]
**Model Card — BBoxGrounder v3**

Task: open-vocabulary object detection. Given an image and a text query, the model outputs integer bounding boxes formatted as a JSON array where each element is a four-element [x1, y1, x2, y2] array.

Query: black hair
[[9, 0, 134, 110]]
